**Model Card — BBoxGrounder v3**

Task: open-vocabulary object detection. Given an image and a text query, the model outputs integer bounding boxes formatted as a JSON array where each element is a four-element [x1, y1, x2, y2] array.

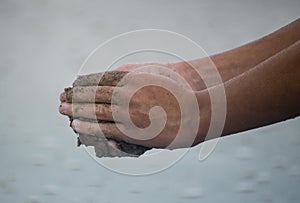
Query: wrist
[[184, 55, 234, 90]]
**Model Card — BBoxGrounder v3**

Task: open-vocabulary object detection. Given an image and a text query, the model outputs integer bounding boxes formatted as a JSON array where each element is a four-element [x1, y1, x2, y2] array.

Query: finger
[[73, 103, 115, 121], [59, 102, 117, 121], [64, 86, 116, 104], [60, 91, 67, 102], [71, 119, 128, 142], [59, 102, 69, 116], [59, 102, 70, 116], [64, 87, 73, 103], [73, 71, 128, 87]]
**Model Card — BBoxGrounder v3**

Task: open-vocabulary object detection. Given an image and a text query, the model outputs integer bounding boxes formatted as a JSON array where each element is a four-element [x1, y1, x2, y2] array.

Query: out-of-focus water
[[0, 0, 299, 202]]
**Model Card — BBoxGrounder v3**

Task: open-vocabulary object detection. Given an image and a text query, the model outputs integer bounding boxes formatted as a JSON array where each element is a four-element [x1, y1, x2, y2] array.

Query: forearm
[[184, 19, 300, 90], [210, 18, 300, 81], [196, 40, 300, 143]]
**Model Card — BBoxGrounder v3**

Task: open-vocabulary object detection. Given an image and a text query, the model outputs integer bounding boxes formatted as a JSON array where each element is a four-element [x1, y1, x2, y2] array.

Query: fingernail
[[60, 92, 66, 102], [59, 102, 69, 114]]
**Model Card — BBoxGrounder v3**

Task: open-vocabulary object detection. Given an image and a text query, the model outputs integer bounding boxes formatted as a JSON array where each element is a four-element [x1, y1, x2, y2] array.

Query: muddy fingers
[[75, 124, 150, 157], [60, 70, 152, 158], [73, 71, 128, 87], [64, 86, 116, 103], [67, 120, 151, 158], [59, 102, 117, 122]]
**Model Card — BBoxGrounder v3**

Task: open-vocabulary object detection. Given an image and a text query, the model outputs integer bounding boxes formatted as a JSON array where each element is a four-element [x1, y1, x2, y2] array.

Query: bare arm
[[59, 19, 300, 151], [196, 39, 300, 143], [181, 18, 300, 90]]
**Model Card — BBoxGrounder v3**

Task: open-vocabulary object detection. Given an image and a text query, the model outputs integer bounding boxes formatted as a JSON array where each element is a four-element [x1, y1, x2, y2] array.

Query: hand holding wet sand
[[59, 19, 300, 158]]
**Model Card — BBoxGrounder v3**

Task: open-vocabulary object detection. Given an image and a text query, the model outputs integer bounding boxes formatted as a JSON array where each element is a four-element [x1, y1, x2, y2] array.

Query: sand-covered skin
[[65, 72, 151, 157], [73, 71, 128, 87], [77, 133, 150, 158]]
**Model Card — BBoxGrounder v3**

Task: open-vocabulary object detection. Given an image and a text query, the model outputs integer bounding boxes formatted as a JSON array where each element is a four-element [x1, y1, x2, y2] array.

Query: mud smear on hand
[[65, 72, 151, 158], [73, 71, 128, 87]]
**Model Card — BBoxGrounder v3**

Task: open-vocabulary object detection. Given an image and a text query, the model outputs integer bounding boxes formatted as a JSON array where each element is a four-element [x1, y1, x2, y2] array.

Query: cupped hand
[[59, 70, 201, 149]]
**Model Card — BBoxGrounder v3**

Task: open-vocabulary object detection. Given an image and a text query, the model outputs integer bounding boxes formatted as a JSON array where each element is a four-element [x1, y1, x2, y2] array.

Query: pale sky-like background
[[0, 0, 299, 202]]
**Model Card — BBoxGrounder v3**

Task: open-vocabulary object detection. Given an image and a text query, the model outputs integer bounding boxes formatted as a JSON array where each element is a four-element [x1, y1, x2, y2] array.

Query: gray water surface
[[0, 0, 299, 202]]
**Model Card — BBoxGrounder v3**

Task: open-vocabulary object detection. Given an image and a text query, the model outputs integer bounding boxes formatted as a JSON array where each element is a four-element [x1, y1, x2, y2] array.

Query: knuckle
[[95, 104, 110, 118]]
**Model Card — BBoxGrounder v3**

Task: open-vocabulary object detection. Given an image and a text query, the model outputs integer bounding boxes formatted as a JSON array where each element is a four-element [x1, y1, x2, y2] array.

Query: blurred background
[[0, 0, 299, 202]]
